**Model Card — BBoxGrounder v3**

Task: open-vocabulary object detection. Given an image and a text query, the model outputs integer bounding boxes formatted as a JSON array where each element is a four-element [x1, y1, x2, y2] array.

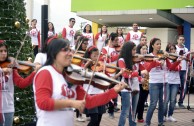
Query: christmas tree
[[0, 0, 36, 125]]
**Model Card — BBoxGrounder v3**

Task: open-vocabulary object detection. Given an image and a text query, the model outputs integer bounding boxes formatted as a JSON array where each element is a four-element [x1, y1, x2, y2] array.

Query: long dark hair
[[45, 38, 70, 66], [48, 22, 55, 34], [83, 24, 92, 33], [100, 25, 108, 37], [0, 40, 9, 63], [136, 44, 148, 54], [116, 28, 123, 38], [119, 41, 136, 70], [149, 38, 160, 53]]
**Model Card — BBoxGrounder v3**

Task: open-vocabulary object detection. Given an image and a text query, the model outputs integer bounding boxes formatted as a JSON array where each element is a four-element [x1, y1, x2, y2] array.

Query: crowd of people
[[0, 17, 194, 126]]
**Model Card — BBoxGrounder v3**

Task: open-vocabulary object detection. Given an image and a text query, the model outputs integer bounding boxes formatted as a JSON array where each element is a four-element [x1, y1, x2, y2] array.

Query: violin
[[132, 54, 157, 63], [71, 51, 85, 66], [0, 60, 35, 74], [91, 61, 132, 74], [64, 64, 131, 90]]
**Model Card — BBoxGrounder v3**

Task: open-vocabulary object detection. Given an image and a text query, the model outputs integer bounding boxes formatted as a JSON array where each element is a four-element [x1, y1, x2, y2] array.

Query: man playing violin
[[101, 32, 120, 118], [33, 38, 127, 126]]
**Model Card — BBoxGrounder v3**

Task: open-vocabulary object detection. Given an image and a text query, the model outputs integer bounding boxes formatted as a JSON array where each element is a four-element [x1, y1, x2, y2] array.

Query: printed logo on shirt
[[61, 84, 75, 99], [111, 51, 118, 56], [132, 34, 139, 40], [69, 30, 75, 36], [0, 75, 9, 91], [30, 29, 38, 36]]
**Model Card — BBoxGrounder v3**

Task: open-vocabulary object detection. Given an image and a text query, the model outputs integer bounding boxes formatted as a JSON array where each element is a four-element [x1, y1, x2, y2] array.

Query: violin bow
[[15, 34, 28, 61], [103, 39, 110, 73], [83, 41, 106, 99], [71, 39, 83, 61]]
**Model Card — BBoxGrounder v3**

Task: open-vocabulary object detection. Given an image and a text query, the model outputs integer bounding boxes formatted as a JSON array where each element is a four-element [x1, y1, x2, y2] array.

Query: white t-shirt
[[34, 53, 47, 66]]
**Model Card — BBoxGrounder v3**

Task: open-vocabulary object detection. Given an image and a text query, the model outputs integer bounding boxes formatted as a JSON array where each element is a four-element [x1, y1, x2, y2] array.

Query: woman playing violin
[[118, 41, 145, 126], [136, 44, 149, 123], [0, 40, 39, 126], [144, 38, 180, 126], [163, 43, 182, 122], [33, 38, 127, 126]]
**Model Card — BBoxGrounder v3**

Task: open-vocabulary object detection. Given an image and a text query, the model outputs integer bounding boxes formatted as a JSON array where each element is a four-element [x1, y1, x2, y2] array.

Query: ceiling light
[[185, 5, 194, 8], [148, 18, 153, 20], [99, 18, 102, 20]]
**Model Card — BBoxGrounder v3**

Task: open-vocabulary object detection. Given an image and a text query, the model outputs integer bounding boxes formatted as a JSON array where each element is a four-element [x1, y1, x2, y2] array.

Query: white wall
[[146, 28, 178, 50]]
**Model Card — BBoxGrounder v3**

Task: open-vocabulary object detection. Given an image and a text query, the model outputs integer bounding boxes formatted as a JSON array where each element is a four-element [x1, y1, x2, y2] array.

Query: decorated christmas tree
[[0, 0, 36, 125]]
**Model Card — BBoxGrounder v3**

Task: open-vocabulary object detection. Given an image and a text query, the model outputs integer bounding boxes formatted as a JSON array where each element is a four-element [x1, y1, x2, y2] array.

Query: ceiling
[[76, 9, 194, 28]]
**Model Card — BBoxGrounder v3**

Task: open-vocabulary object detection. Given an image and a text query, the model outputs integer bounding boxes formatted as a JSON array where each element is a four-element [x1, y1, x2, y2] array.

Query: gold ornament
[[14, 21, 20, 28], [14, 116, 20, 124], [26, 18, 30, 23]]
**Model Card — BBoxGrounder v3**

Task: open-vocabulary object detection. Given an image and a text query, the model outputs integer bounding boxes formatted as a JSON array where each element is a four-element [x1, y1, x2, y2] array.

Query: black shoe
[[158, 124, 165, 126], [114, 107, 120, 112], [178, 104, 185, 108]]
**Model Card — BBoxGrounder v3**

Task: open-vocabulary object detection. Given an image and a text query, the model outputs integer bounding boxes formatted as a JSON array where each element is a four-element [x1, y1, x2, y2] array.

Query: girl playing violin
[[144, 38, 180, 126], [163, 43, 182, 122], [118, 42, 144, 126], [0, 40, 39, 126], [136, 44, 149, 123], [82, 46, 108, 126], [33, 39, 127, 126]]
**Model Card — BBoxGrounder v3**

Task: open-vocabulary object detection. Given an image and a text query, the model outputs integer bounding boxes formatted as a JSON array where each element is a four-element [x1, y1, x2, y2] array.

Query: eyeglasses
[[61, 47, 73, 53], [83, 42, 88, 45], [170, 48, 176, 50]]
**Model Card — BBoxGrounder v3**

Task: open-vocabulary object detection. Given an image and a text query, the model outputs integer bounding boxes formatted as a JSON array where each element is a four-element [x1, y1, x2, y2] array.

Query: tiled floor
[[74, 94, 194, 126]]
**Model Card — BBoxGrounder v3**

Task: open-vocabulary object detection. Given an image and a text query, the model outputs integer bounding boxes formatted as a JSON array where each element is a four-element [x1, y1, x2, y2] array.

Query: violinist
[[101, 32, 120, 118], [82, 46, 106, 126], [0, 40, 39, 126], [74, 36, 88, 121], [144, 38, 180, 126], [118, 42, 145, 126], [163, 43, 182, 122], [33, 38, 127, 126], [136, 44, 149, 123], [175, 35, 189, 108]]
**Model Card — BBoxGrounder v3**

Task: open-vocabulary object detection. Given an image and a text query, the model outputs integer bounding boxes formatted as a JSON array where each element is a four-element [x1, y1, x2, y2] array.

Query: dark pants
[[178, 70, 188, 105], [136, 84, 149, 120], [33, 45, 38, 56], [87, 113, 102, 126]]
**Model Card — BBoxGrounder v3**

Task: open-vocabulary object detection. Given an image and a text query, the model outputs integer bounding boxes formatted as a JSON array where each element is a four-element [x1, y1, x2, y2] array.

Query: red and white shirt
[[33, 65, 118, 126], [95, 33, 109, 50], [82, 32, 95, 48], [176, 45, 189, 70], [29, 28, 40, 47], [118, 36, 125, 45], [125, 30, 142, 46], [62, 26, 76, 47]]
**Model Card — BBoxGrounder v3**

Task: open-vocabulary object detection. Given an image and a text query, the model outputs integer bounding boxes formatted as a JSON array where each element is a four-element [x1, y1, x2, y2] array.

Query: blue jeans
[[146, 83, 164, 125], [163, 84, 179, 117], [178, 70, 187, 104], [0, 112, 14, 126], [118, 92, 139, 126]]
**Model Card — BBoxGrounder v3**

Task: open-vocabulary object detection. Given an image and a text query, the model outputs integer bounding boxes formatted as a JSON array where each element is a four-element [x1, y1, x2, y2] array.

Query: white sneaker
[[77, 117, 86, 122], [167, 116, 177, 122]]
